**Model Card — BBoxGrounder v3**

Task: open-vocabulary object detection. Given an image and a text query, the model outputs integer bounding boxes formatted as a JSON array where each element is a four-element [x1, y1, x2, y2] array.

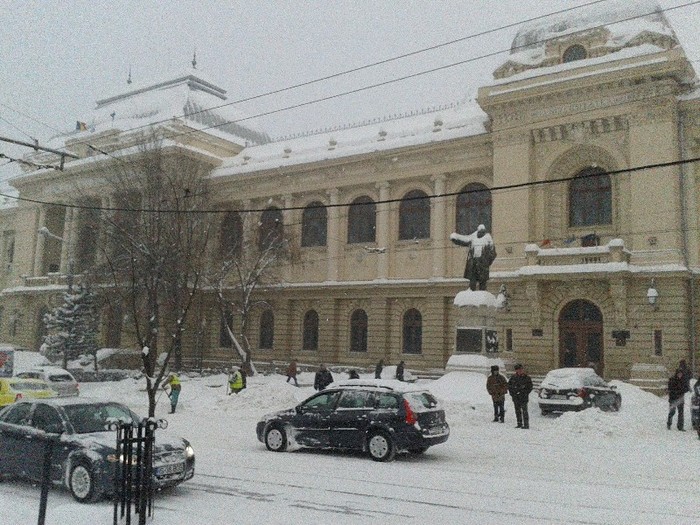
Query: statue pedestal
[[447, 290, 503, 374]]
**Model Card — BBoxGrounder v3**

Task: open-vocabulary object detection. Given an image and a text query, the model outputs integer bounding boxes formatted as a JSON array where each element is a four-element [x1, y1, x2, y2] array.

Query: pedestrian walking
[[314, 363, 334, 391], [228, 367, 244, 395], [395, 360, 405, 382], [375, 359, 384, 379], [286, 359, 299, 386], [508, 364, 533, 429], [162, 372, 181, 414], [486, 365, 508, 423], [667, 369, 688, 431]]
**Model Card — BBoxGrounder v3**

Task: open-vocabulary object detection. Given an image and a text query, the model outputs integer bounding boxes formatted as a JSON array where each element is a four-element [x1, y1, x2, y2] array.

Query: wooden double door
[[558, 300, 604, 375]]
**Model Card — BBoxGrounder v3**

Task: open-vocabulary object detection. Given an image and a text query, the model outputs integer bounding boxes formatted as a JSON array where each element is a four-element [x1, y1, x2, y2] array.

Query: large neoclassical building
[[1, 1, 699, 388]]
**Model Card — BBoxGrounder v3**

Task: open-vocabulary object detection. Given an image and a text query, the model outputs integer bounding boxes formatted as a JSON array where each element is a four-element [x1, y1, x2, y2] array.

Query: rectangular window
[[654, 330, 663, 356], [506, 329, 513, 352]]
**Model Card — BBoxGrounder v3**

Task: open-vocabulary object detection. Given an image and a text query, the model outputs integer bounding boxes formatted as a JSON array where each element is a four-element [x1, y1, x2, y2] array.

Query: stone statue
[[450, 224, 496, 291]]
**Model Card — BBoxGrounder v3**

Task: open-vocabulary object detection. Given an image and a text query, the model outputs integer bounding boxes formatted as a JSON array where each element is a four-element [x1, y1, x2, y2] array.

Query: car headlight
[[185, 445, 195, 459], [106, 454, 139, 465]]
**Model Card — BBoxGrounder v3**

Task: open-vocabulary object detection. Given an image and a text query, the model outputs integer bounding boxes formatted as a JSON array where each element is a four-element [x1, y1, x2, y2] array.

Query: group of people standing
[[284, 358, 408, 390], [486, 364, 533, 429]]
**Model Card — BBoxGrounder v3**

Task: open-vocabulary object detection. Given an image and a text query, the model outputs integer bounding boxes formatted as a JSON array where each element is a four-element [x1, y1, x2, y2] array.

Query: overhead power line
[[1, 155, 698, 215], [39, 0, 700, 160]]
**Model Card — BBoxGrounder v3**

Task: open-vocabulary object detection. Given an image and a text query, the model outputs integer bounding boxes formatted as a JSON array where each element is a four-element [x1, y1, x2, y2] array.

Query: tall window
[[563, 44, 587, 63], [399, 190, 430, 240], [569, 167, 611, 227], [303, 310, 319, 350], [402, 308, 422, 354], [259, 310, 274, 349], [456, 183, 492, 234], [220, 211, 243, 258], [347, 196, 376, 244], [258, 207, 284, 251], [350, 309, 368, 352], [219, 310, 233, 348], [301, 202, 327, 247]]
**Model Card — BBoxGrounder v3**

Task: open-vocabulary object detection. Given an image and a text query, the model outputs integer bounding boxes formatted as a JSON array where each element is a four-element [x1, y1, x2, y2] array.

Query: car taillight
[[14, 393, 22, 402], [578, 388, 588, 398], [403, 399, 417, 425]]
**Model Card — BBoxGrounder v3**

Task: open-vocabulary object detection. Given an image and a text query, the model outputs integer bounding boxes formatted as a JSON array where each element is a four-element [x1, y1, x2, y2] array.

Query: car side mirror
[[295, 405, 304, 414]]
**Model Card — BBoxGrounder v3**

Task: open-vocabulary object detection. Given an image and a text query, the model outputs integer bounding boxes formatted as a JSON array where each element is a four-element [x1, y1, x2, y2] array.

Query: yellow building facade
[[1, 3, 699, 389]]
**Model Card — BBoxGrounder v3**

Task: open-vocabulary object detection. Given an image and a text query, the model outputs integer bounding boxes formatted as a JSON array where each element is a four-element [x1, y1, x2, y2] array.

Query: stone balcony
[[524, 238, 630, 267]]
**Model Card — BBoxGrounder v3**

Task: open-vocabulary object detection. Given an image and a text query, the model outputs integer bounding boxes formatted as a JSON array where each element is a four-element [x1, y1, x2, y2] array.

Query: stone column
[[376, 182, 390, 279], [60, 206, 75, 274], [283, 195, 293, 282], [431, 174, 447, 278], [327, 188, 341, 281], [95, 195, 113, 266], [33, 206, 46, 276]]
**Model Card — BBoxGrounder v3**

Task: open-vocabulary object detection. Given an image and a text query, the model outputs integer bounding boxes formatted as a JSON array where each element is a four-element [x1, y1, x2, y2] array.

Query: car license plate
[[551, 394, 567, 400], [156, 463, 184, 476], [426, 426, 445, 436]]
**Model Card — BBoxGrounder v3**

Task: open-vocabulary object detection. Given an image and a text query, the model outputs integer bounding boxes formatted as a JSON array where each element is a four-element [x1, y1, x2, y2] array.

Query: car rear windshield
[[64, 403, 134, 434], [11, 381, 47, 391], [48, 374, 74, 382], [404, 392, 439, 411]]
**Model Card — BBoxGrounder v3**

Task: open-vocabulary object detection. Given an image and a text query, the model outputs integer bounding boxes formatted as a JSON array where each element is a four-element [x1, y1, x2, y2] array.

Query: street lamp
[[647, 278, 659, 311], [37, 227, 73, 291]]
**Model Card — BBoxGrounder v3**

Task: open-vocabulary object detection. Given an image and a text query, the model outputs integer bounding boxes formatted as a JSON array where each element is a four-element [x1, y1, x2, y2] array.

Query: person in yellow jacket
[[228, 368, 244, 395], [162, 373, 181, 413]]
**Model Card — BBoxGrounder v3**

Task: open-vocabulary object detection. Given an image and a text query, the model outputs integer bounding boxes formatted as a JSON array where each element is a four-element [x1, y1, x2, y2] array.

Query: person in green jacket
[[228, 368, 244, 395]]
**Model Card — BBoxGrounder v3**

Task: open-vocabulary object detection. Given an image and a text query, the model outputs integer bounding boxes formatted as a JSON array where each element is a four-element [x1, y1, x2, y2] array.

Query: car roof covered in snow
[[541, 368, 608, 389], [327, 379, 429, 393]]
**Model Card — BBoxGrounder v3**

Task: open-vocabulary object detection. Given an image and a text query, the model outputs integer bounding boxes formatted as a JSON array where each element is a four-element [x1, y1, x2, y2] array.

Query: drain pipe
[[678, 110, 697, 374]]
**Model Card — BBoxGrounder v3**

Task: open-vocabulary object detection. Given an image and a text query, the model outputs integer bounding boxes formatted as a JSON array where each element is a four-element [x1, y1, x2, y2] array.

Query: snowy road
[[0, 372, 699, 524]]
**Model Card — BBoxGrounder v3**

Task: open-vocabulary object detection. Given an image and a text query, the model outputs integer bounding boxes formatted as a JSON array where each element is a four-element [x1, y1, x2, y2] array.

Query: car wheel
[[265, 425, 287, 452], [367, 431, 395, 462], [69, 462, 99, 503], [612, 395, 622, 412]]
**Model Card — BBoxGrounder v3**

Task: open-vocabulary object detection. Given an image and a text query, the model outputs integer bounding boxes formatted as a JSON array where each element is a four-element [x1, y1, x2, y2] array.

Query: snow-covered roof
[[212, 101, 487, 177], [47, 69, 271, 149], [494, 0, 678, 79]]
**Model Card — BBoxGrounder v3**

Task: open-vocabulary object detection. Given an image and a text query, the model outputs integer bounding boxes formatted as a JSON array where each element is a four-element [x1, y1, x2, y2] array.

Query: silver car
[[16, 367, 79, 397]]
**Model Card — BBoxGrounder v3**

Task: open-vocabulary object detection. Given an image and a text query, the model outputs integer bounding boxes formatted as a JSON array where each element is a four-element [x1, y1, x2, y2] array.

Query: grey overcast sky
[[1, 0, 699, 180]]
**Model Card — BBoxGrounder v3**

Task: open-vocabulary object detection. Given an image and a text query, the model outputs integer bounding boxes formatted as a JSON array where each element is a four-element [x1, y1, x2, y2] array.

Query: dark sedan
[[257, 380, 449, 462], [0, 398, 195, 502]]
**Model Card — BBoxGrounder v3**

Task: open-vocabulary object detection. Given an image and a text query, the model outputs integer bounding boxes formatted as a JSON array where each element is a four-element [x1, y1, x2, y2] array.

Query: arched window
[[347, 196, 376, 244], [402, 308, 422, 354], [220, 211, 243, 258], [301, 202, 327, 247], [399, 190, 430, 240], [302, 309, 319, 350], [563, 44, 587, 63], [456, 183, 492, 234], [350, 309, 368, 352], [219, 310, 233, 348], [258, 207, 284, 251], [259, 310, 274, 349], [569, 167, 611, 227]]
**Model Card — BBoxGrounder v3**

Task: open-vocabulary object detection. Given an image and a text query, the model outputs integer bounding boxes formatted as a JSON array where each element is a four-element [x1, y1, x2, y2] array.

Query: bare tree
[[208, 209, 295, 375], [98, 136, 214, 416]]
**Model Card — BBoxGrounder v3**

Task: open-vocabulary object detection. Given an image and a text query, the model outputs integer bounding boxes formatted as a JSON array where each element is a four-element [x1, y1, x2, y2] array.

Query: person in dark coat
[[286, 360, 298, 386], [508, 364, 533, 429], [678, 359, 692, 392], [486, 365, 508, 423], [667, 369, 689, 431], [395, 361, 405, 382], [348, 369, 360, 380], [375, 359, 384, 379], [313, 364, 334, 391]]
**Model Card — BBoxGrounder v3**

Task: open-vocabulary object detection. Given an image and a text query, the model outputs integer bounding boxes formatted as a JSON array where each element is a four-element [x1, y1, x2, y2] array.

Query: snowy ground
[[1, 353, 699, 524]]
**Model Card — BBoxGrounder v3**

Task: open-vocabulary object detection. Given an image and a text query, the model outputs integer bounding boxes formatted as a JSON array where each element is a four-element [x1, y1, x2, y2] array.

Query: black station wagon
[[256, 380, 449, 462]]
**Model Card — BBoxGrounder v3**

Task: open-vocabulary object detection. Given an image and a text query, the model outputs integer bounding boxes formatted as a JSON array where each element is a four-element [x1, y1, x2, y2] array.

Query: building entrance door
[[558, 299, 604, 374]]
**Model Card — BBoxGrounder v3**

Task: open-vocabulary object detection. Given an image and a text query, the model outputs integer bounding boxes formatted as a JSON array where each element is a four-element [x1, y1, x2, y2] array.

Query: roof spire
[[127, 65, 132, 85], [191, 49, 197, 70]]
